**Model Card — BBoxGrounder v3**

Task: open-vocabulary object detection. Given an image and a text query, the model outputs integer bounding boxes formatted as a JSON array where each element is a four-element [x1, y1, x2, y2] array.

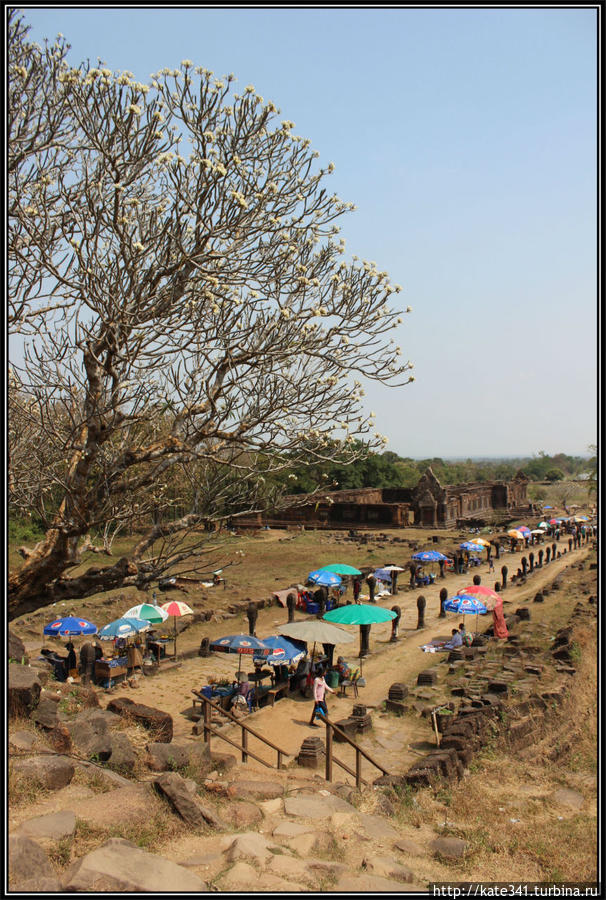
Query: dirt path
[[91, 538, 592, 777]]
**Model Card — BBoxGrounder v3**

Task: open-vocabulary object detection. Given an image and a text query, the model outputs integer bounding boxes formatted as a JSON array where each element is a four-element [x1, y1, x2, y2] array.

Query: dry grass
[[373, 609, 598, 883]]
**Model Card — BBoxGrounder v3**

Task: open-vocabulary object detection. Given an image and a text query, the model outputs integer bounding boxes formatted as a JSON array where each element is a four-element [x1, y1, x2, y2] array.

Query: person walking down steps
[[309, 666, 335, 726]]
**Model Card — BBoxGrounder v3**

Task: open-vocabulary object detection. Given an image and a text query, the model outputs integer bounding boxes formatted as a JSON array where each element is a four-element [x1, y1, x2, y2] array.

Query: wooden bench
[[266, 681, 289, 707]]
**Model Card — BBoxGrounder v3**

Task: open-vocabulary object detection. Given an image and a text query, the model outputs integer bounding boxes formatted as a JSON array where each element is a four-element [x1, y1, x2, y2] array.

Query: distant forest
[[280, 449, 594, 495]]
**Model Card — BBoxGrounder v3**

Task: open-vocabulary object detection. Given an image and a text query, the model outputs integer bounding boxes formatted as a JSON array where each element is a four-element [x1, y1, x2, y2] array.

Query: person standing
[[366, 572, 377, 603], [309, 666, 335, 726], [353, 577, 362, 603]]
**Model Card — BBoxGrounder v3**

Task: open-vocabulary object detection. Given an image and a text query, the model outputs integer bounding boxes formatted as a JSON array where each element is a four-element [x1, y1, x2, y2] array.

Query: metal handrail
[[323, 715, 391, 788], [200, 695, 289, 769]]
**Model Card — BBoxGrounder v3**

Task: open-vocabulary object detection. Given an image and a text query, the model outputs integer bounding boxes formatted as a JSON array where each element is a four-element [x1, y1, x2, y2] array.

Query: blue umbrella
[[373, 567, 393, 583], [253, 635, 307, 666], [44, 616, 98, 637], [97, 617, 151, 641], [412, 550, 449, 563], [459, 542, 484, 552], [443, 595, 488, 615], [307, 569, 342, 587], [210, 633, 272, 678], [443, 594, 488, 636]]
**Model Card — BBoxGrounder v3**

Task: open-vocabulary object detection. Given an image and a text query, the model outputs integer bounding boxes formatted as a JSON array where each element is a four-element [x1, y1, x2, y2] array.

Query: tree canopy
[[8, 12, 413, 619]]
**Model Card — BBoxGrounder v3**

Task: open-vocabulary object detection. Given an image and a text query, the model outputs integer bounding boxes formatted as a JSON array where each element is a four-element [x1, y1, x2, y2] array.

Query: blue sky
[[16, 6, 598, 458]]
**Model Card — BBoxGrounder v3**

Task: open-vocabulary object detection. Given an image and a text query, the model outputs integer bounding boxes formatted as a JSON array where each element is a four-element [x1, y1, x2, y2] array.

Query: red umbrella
[[456, 584, 504, 611]]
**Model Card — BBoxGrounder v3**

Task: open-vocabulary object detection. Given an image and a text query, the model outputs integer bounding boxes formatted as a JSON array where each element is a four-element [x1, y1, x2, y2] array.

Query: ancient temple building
[[239, 468, 532, 529]]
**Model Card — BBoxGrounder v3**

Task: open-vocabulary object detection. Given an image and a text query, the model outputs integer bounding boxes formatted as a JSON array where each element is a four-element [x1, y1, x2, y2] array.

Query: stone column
[[439, 587, 448, 619], [501, 565, 508, 589], [416, 595, 426, 630], [247, 602, 258, 637], [359, 624, 371, 657], [529, 552, 534, 572], [390, 606, 401, 642], [286, 592, 296, 623]]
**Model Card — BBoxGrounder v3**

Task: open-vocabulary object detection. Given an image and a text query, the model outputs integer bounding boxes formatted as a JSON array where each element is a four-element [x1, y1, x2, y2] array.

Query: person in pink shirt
[[309, 666, 335, 726]]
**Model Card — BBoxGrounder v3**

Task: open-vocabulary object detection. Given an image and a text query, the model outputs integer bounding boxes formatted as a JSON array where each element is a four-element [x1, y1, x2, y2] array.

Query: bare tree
[[8, 14, 414, 620]]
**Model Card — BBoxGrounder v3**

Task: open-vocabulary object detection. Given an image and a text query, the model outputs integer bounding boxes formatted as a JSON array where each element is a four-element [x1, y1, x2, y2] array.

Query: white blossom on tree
[[8, 12, 414, 619]]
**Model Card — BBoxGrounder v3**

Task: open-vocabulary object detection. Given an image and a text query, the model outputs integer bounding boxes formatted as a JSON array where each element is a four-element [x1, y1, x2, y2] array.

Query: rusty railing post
[[241, 725, 248, 763], [203, 698, 211, 747], [325, 722, 333, 782], [355, 749, 362, 788]]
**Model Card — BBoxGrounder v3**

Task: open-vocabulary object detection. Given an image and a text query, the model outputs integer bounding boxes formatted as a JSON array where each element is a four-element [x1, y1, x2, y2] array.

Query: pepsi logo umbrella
[[517, 526, 531, 535], [210, 633, 273, 678], [412, 550, 449, 563], [307, 568, 342, 587], [43, 616, 98, 637], [253, 634, 307, 666], [98, 617, 151, 641], [443, 595, 488, 615], [460, 542, 484, 552]]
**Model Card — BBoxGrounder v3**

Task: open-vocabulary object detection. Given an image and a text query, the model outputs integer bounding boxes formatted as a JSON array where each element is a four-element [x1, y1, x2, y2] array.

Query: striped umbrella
[[123, 603, 169, 624], [160, 601, 194, 658]]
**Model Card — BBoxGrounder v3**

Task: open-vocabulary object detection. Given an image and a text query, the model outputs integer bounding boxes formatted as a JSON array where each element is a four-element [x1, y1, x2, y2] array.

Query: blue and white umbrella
[[253, 634, 307, 666], [98, 617, 151, 641], [44, 616, 98, 637], [459, 542, 484, 552], [443, 595, 488, 615], [307, 568, 342, 587], [443, 594, 488, 635], [412, 551, 449, 563], [210, 633, 272, 678]]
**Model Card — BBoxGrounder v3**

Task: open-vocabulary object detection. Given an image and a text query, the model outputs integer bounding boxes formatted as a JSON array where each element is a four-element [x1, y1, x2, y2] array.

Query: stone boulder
[[226, 832, 278, 863], [8, 664, 41, 718], [8, 629, 27, 662], [62, 838, 207, 892], [8, 834, 59, 892], [221, 800, 263, 829], [429, 836, 468, 859], [16, 810, 77, 845], [107, 697, 173, 741], [146, 740, 210, 773], [65, 713, 113, 761], [107, 732, 137, 771], [11, 755, 75, 791], [226, 779, 284, 801], [362, 855, 414, 882], [153, 771, 228, 830], [31, 695, 63, 729]]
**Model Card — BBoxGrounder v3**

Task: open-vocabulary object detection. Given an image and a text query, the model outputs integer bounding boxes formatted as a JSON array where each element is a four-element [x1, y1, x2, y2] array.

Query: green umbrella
[[323, 604, 396, 626], [323, 604, 396, 674], [322, 563, 362, 576]]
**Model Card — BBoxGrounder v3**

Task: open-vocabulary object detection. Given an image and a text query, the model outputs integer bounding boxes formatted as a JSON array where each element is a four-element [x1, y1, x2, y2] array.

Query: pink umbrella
[[456, 584, 506, 611]]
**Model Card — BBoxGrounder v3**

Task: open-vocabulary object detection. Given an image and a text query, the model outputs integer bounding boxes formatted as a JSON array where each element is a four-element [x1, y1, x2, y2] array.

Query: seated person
[[444, 628, 464, 650], [459, 623, 473, 646]]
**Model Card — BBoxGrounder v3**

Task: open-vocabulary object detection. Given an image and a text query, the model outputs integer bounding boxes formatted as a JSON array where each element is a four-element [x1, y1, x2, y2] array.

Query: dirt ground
[[18, 531, 594, 778]]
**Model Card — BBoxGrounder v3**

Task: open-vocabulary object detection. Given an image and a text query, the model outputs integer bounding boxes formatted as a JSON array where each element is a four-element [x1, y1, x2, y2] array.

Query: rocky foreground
[[8, 552, 598, 891]]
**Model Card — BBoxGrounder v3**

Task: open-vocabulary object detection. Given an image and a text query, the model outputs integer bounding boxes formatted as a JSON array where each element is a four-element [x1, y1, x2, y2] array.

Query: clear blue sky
[[16, 6, 599, 459]]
